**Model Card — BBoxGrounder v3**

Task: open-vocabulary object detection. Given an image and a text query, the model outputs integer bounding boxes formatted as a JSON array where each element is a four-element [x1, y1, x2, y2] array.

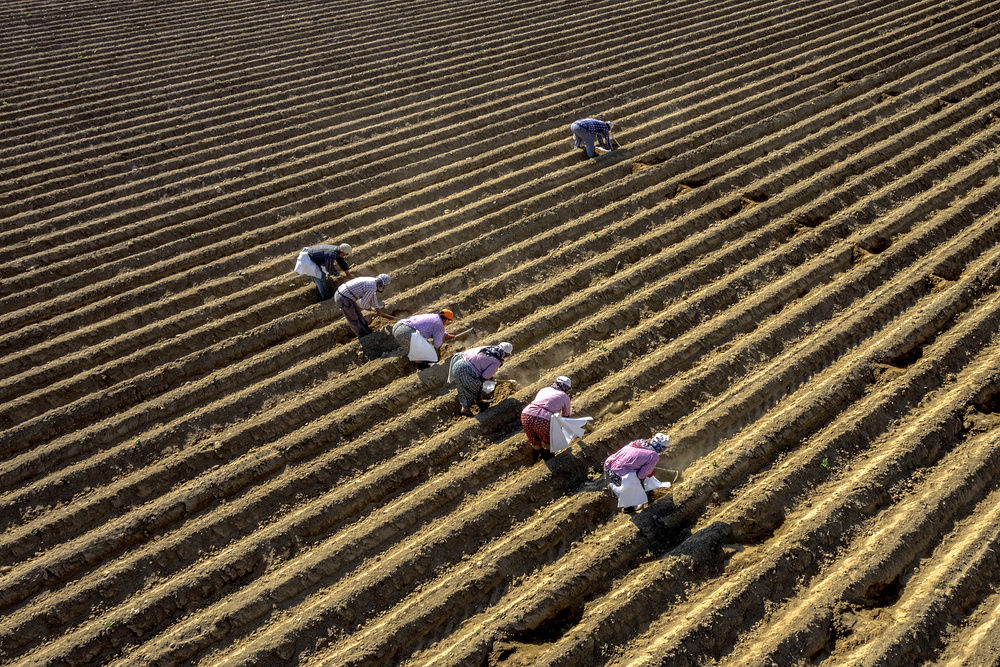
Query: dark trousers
[[335, 293, 372, 337]]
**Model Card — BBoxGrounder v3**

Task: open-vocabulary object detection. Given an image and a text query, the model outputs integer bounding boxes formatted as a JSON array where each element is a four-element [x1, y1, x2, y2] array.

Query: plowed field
[[4, 0, 1000, 664]]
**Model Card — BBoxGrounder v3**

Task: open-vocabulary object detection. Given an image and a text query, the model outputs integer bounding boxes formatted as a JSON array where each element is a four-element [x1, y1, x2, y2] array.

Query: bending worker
[[335, 273, 391, 338], [450, 342, 513, 416], [570, 118, 614, 158], [303, 243, 354, 300], [604, 432, 669, 494], [521, 375, 572, 461], [392, 309, 457, 354]]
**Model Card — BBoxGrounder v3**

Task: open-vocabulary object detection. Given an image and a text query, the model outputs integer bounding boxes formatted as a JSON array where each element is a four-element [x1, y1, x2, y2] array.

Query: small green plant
[[821, 457, 829, 468]]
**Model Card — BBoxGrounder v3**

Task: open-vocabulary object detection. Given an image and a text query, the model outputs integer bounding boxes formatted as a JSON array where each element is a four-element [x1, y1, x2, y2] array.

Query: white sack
[[293, 248, 324, 279], [610, 472, 648, 508], [549, 415, 593, 452], [408, 332, 438, 362], [482, 380, 496, 394], [643, 476, 671, 491]]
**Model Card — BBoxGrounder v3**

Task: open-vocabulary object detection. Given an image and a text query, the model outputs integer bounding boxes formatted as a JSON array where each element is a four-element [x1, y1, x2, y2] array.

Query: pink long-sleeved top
[[522, 387, 571, 419], [461, 347, 503, 380], [604, 442, 659, 479], [400, 313, 447, 347]]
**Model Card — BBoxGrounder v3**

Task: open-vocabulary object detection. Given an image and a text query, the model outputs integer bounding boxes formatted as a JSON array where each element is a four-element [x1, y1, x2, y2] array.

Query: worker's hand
[[375, 308, 384, 317], [445, 334, 456, 340], [345, 271, 355, 279]]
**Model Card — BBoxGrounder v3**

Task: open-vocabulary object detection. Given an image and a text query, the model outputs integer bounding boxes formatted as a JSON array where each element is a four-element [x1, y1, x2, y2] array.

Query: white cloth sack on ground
[[611, 472, 648, 508], [408, 332, 438, 362], [293, 248, 323, 279], [481, 380, 496, 394], [643, 476, 671, 491], [549, 415, 593, 452]]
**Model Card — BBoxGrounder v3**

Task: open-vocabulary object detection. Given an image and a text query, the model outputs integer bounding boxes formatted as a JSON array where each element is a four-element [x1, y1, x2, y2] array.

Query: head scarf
[[375, 273, 391, 288], [648, 433, 669, 453], [480, 344, 508, 362], [338, 243, 352, 256], [553, 376, 571, 392]]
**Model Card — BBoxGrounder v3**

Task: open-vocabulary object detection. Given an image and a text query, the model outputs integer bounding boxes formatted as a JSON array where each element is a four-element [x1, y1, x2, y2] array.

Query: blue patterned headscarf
[[648, 433, 670, 453], [480, 345, 507, 362]]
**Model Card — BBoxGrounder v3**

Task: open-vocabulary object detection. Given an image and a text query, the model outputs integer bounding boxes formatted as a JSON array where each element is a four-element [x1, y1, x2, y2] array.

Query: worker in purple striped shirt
[[570, 118, 615, 158], [335, 273, 390, 338]]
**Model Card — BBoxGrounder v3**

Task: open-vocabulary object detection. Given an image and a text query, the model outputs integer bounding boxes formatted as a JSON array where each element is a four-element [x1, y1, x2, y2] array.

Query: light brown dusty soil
[[2, 0, 1000, 665]]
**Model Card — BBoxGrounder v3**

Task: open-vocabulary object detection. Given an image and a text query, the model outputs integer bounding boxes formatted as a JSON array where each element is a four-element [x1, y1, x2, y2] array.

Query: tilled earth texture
[[4, 0, 1000, 666]]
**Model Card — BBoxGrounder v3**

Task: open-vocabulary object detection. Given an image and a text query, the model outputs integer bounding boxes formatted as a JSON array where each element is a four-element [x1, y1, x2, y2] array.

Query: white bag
[[293, 248, 323, 279], [408, 332, 438, 362], [549, 415, 593, 452], [611, 472, 648, 508], [481, 380, 496, 394], [643, 476, 671, 491]]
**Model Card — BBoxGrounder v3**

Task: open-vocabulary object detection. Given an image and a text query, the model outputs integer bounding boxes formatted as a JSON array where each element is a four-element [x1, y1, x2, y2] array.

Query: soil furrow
[[562, 332, 1000, 666]]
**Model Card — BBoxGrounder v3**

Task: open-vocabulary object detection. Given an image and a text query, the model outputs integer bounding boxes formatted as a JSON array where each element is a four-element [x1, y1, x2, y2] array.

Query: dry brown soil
[[3, 0, 1000, 665]]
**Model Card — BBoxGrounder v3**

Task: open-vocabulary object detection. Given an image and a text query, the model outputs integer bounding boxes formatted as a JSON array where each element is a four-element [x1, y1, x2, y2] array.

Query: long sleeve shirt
[[523, 387, 571, 419], [604, 442, 659, 479], [400, 313, 447, 347], [461, 346, 502, 380], [575, 118, 613, 150], [337, 277, 380, 310], [306, 245, 350, 276]]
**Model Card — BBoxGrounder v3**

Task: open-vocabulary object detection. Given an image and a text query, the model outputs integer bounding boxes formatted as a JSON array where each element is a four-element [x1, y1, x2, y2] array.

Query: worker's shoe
[[460, 406, 474, 417]]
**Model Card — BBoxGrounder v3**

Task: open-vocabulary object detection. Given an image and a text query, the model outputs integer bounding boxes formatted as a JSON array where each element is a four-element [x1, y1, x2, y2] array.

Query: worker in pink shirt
[[450, 342, 513, 416], [604, 433, 669, 489], [521, 375, 572, 461]]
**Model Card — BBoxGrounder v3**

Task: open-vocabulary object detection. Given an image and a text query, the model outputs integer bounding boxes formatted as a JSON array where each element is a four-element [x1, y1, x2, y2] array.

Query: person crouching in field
[[450, 342, 512, 416], [521, 375, 572, 461], [570, 118, 614, 158], [295, 243, 354, 301], [335, 273, 390, 338], [605, 433, 669, 510], [392, 309, 456, 355]]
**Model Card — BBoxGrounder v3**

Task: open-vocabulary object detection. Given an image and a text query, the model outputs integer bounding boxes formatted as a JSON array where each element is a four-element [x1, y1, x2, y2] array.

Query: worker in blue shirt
[[300, 243, 354, 300], [570, 118, 614, 158]]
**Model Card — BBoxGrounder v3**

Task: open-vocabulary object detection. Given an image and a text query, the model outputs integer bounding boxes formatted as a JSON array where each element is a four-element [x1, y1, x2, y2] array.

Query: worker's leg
[[313, 275, 333, 300], [569, 122, 596, 157], [336, 295, 371, 337]]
